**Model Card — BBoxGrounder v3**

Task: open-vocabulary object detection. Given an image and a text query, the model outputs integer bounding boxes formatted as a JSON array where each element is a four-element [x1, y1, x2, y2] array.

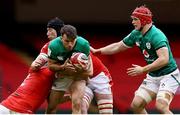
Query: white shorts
[[0, 105, 23, 114], [87, 72, 112, 94], [139, 69, 180, 94], [52, 76, 74, 91]]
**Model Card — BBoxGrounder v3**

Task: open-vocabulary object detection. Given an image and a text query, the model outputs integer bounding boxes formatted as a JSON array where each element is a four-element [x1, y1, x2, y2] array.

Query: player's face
[[61, 34, 76, 51], [47, 28, 57, 40], [131, 16, 141, 30]]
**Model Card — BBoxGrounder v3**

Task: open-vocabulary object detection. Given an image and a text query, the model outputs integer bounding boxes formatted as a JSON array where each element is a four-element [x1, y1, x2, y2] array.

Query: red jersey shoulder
[[40, 42, 50, 54]]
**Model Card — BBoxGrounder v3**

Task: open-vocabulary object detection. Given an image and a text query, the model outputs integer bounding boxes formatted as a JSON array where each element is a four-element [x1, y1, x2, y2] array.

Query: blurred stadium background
[[0, 0, 180, 114]]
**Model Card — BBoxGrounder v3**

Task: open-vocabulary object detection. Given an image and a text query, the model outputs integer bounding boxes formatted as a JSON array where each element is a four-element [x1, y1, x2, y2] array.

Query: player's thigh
[[88, 72, 112, 95], [70, 80, 86, 98], [157, 69, 180, 105], [52, 76, 74, 91], [134, 75, 160, 104], [133, 87, 156, 106]]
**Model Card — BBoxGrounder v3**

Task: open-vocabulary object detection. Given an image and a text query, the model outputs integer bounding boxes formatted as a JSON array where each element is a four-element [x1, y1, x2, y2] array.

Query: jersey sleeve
[[82, 41, 90, 56], [151, 33, 168, 50], [40, 42, 49, 54], [48, 41, 57, 60], [123, 30, 137, 47]]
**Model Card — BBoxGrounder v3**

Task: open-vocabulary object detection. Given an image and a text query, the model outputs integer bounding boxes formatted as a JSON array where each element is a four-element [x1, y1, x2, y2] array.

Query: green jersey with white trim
[[123, 25, 177, 77], [48, 36, 90, 64]]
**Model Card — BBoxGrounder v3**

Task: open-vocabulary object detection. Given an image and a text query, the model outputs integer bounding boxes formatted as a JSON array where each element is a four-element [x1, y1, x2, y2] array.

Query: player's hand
[[63, 58, 77, 73], [30, 62, 41, 72], [127, 64, 144, 76]]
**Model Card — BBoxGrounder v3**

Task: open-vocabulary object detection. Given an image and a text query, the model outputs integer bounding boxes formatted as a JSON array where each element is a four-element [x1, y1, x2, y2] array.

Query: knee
[[72, 99, 81, 111], [155, 99, 169, 112], [156, 91, 173, 113], [130, 97, 146, 111]]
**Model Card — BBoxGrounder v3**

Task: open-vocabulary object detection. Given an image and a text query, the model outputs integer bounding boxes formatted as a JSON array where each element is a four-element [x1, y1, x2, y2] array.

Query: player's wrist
[[96, 49, 102, 55]]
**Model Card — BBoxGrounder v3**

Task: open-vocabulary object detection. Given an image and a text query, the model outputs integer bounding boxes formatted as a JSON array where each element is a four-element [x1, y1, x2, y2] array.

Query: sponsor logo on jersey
[[143, 49, 149, 58], [57, 56, 63, 61]]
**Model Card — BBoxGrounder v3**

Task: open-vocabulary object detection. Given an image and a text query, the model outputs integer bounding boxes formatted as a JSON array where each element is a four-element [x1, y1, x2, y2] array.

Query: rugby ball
[[70, 52, 89, 70]]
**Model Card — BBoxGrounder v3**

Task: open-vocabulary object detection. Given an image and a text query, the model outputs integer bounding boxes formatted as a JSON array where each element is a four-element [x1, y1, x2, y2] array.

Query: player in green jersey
[[47, 25, 91, 114], [91, 5, 180, 114]]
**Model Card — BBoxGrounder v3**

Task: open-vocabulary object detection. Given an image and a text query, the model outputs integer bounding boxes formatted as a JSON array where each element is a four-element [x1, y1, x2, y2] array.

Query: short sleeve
[[151, 33, 168, 50]]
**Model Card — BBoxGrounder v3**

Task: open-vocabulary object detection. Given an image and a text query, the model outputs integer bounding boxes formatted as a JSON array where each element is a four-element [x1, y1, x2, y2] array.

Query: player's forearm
[[100, 41, 127, 55], [142, 57, 168, 73], [30, 53, 48, 71], [48, 63, 64, 72]]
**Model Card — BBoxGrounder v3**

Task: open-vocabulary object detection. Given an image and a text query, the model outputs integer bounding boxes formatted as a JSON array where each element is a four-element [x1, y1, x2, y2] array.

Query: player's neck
[[141, 23, 152, 35]]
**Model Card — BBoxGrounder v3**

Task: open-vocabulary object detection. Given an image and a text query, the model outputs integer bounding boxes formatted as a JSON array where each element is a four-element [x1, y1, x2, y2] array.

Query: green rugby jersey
[[48, 36, 90, 64], [123, 25, 177, 77]]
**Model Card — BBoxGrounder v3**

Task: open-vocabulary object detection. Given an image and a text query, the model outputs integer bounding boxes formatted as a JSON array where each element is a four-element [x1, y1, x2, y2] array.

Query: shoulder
[[49, 37, 61, 48], [40, 42, 50, 54], [76, 36, 90, 46], [151, 26, 167, 41]]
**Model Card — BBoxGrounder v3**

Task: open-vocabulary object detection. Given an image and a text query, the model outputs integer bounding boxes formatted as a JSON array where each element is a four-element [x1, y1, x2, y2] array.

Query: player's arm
[[57, 56, 93, 78], [48, 58, 66, 72], [91, 40, 128, 55], [142, 47, 169, 73], [127, 47, 169, 76], [48, 58, 77, 76], [30, 53, 48, 71]]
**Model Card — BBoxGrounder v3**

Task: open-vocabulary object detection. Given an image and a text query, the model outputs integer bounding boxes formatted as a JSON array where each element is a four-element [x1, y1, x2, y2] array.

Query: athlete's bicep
[[119, 41, 130, 51], [156, 47, 169, 63]]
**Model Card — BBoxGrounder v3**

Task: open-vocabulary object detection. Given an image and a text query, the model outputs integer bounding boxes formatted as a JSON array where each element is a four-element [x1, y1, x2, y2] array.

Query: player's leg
[[46, 76, 73, 114], [130, 74, 157, 114], [81, 86, 94, 114], [46, 90, 65, 114], [70, 79, 86, 114], [155, 69, 180, 114], [130, 88, 156, 114], [95, 93, 113, 114], [155, 91, 173, 114], [88, 72, 113, 114]]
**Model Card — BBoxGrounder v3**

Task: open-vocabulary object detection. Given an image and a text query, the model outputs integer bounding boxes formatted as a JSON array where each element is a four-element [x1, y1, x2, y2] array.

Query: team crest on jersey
[[146, 42, 151, 49], [143, 49, 149, 58], [135, 42, 140, 46], [57, 56, 63, 61]]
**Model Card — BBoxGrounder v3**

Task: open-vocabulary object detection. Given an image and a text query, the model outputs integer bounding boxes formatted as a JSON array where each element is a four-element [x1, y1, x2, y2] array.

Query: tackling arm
[[30, 53, 48, 71], [48, 58, 66, 72]]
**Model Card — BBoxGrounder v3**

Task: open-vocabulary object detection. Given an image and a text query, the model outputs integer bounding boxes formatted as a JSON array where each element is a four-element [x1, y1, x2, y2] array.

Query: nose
[[47, 31, 50, 36], [132, 20, 135, 24]]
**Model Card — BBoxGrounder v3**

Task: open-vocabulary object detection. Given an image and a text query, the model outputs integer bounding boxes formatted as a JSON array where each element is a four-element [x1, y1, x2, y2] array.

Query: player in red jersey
[[0, 17, 64, 114]]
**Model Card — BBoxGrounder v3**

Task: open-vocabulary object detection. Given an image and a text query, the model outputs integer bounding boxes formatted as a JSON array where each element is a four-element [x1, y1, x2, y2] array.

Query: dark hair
[[60, 25, 77, 40], [47, 17, 64, 36]]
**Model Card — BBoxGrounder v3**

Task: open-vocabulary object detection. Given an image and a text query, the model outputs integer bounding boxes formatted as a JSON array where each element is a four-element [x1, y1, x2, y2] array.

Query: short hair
[[60, 25, 77, 40]]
